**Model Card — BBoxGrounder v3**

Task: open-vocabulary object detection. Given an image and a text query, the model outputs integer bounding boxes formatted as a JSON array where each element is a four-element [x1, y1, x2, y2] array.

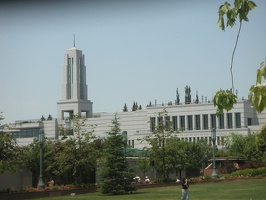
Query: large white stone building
[[6, 45, 266, 148]]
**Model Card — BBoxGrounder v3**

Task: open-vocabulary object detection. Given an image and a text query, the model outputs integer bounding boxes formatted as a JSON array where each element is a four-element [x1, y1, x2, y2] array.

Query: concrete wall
[[0, 167, 32, 190]]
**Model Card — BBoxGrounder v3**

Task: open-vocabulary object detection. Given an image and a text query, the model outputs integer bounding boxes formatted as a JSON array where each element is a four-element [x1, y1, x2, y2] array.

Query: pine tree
[[185, 85, 191, 104], [132, 101, 137, 111], [176, 88, 180, 105], [195, 90, 199, 104], [98, 114, 136, 194], [47, 114, 52, 120], [123, 103, 128, 112], [41, 115, 46, 121]]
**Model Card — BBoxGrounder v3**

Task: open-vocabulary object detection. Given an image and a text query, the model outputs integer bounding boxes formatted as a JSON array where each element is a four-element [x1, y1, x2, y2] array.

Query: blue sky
[[1, 0, 266, 124]]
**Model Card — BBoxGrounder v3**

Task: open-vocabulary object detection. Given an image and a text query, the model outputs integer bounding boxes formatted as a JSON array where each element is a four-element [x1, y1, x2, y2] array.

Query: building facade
[[6, 45, 266, 148]]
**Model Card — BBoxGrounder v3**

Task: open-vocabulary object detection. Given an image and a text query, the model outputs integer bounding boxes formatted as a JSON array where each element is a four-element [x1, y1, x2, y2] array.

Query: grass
[[33, 179, 266, 200]]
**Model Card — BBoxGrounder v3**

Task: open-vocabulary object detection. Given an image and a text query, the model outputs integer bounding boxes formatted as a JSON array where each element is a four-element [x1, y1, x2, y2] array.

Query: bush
[[221, 167, 266, 179]]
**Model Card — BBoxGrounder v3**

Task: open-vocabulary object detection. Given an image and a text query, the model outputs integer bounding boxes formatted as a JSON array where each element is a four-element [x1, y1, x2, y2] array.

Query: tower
[[57, 45, 93, 120]]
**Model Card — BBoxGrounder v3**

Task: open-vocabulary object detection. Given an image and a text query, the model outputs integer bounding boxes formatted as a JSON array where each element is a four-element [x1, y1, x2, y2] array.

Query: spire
[[73, 34, 76, 47]]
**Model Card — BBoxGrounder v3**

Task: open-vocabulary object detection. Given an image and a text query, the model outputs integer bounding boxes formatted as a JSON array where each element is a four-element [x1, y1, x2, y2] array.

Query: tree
[[136, 149, 151, 180], [47, 114, 52, 120], [123, 103, 128, 112], [98, 114, 136, 194], [184, 85, 191, 104], [143, 109, 175, 181], [214, 0, 256, 114], [0, 112, 21, 174], [256, 124, 266, 161], [176, 88, 180, 105], [132, 101, 136, 111], [41, 115, 46, 121], [225, 133, 260, 166], [249, 61, 266, 113], [195, 90, 199, 104], [165, 138, 211, 179]]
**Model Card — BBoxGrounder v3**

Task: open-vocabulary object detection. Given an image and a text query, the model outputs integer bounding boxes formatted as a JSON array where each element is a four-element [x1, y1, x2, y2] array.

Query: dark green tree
[[132, 101, 136, 111], [195, 90, 199, 104], [225, 133, 261, 166], [138, 105, 142, 110], [184, 85, 191, 104], [0, 112, 21, 174], [98, 114, 136, 194], [123, 103, 128, 112], [176, 88, 180, 105], [47, 114, 52, 120], [41, 115, 46, 121], [256, 124, 266, 153]]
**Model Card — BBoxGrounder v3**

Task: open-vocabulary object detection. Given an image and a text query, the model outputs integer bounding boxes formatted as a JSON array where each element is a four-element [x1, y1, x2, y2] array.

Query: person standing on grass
[[181, 177, 189, 200]]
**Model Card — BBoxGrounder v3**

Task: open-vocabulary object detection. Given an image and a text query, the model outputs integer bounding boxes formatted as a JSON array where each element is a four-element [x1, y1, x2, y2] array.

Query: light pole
[[211, 128, 218, 179], [37, 130, 45, 190]]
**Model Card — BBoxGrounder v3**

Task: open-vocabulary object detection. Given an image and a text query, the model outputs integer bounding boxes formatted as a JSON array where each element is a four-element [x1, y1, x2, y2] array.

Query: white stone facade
[[6, 46, 266, 148]]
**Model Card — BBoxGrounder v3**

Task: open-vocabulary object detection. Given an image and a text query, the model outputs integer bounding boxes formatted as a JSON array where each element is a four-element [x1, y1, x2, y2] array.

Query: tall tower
[[57, 45, 93, 120]]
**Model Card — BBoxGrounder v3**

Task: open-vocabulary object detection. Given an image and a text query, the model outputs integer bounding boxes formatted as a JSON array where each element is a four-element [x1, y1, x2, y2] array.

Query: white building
[[6, 45, 266, 148]]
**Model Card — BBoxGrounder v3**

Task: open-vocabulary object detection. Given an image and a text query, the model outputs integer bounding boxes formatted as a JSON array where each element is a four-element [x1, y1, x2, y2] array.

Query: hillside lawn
[[33, 178, 266, 200]]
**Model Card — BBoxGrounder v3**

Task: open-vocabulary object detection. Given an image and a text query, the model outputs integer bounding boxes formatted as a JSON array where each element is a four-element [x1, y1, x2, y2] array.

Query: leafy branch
[[214, 0, 256, 115], [249, 61, 266, 113]]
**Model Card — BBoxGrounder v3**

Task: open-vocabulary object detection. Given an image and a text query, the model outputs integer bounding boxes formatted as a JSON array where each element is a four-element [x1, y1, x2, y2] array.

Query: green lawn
[[33, 179, 266, 200]]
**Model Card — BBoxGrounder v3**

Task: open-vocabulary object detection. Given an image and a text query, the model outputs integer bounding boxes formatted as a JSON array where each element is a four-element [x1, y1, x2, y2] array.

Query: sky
[[1, 0, 266, 124]]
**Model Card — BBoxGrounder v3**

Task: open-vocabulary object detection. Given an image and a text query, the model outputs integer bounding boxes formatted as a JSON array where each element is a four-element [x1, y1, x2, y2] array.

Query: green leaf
[[248, 1, 257, 10], [256, 68, 262, 84], [217, 16, 225, 31]]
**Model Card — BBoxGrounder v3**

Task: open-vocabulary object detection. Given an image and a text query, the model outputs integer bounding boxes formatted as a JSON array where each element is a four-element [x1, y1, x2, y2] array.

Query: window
[[219, 114, 225, 129], [180, 116, 185, 130], [248, 118, 252, 126], [172, 116, 178, 131], [195, 115, 201, 130], [131, 140, 134, 148], [203, 114, 208, 130], [211, 114, 216, 129], [158, 117, 163, 130], [165, 116, 171, 131], [79, 58, 85, 100], [217, 136, 220, 145], [227, 113, 233, 129], [187, 115, 193, 130], [67, 57, 72, 99], [11, 132, 19, 138], [13, 128, 41, 138], [235, 113, 241, 128], [150, 117, 156, 132]]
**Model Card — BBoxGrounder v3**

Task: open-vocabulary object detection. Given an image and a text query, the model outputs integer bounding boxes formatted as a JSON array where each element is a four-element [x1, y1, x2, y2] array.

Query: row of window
[[150, 113, 242, 131], [180, 136, 224, 146], [12, 128, 40, 138]]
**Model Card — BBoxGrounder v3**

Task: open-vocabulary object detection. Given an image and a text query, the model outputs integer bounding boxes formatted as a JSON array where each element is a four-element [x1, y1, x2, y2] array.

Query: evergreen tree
[[176, 88, 180, 105], [98, 114, 136, 194], [185, 85, 191, 104], [138, 105, 142, 110], [47, 114, 52, 120], [123, 103, 128, 112], [195, 90, 199, 104], [132, 101, 135, 111], [41, 115, 46, 121]]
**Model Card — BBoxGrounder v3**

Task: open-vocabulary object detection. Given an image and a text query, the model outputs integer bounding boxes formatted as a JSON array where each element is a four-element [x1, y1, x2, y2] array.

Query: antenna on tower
[[73, 34, 76, 47]]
